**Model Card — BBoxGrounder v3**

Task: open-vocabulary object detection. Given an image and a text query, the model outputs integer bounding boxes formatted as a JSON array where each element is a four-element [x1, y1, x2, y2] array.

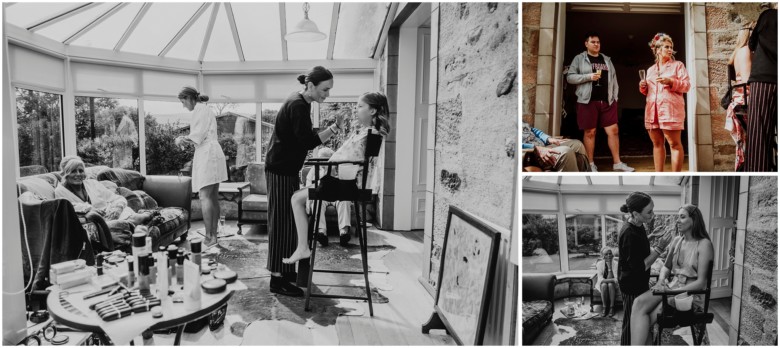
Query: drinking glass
[[595, 69, 602, 86], [218, 215, 226, 234], [639, 69, 646, 81]]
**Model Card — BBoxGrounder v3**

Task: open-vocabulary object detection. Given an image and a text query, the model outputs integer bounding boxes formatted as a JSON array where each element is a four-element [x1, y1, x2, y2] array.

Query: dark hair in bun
[[622, 191, 653, 214], [298, 66, 333, 90], [178, 86, 209, 103]]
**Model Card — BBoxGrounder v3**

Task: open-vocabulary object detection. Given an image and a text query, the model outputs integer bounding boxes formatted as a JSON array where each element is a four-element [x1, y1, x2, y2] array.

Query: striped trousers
[[745, 81, 778, 171], [266, 171, 300, 274], [620, 292, 639, 346]]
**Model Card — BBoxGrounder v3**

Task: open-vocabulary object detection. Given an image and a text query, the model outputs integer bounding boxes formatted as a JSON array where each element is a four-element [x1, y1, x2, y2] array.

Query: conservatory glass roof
[[524, 175, 684, 187], [4, 2, 391, 62]]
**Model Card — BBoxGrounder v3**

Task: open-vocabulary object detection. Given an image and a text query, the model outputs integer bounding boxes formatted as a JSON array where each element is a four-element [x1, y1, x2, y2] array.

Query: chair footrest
[[312, 269, 364, 275], [309, 293, 370, 301]]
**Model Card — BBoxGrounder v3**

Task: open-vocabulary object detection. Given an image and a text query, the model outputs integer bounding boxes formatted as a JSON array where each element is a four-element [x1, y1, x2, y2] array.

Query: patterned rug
[[201, 236, 395, 338], [553, 315, 688, 345]]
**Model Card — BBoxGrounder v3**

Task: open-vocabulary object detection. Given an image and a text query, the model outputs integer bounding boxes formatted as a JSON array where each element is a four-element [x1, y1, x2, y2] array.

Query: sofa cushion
[[522, 300, 553, 331], [97, 168, 145, 191], [85, 165, 111, 180], [242, 194, 268, 211], [155, 207, 189, 236], [100, 180, 119, 193], [17, 177, 56, 200], [117, 187, 159, 212]]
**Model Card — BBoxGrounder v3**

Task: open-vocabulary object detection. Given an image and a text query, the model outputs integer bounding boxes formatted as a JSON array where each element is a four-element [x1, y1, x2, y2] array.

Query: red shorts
[[576, 100, 618, 130]]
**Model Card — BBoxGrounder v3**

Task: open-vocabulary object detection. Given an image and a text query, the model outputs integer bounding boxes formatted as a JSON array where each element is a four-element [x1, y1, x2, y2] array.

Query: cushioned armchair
[[522, 274, 556, 345], [237, 163, 268, 234]]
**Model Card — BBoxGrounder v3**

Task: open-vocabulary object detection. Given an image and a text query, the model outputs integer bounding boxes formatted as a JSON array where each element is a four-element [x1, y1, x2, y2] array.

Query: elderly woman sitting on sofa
[[54, 156, 159, 251]]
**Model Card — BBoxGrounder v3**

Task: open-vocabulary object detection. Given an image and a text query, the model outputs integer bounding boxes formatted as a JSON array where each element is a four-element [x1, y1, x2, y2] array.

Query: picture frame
[[422, 205, 502, 345]]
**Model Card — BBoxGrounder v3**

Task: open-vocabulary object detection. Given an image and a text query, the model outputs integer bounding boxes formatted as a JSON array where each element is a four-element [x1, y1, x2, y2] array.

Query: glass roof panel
[[165, 4, 212, 61], [71, 3, 143, 50], [333, 3, 389, 59], [36, 2, 117, 43], [203, 3, 239, 62], [621, 176, 651, 186], [589, 176, 616, 185], [5, 2, 83, 29], [527, 176, 559, 184], [233, 3, 283, 61], [122, 3, 202, 56], [285, 2, 333, 60]]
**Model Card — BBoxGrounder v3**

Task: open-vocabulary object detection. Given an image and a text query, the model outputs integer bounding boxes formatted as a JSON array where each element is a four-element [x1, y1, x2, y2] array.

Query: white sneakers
[[590, 162, 635, 172], [613, 162, 635, 172]]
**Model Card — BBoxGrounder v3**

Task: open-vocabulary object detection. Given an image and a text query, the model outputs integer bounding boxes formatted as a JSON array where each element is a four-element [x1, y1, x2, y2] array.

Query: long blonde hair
[[729, 21, 756, 65]]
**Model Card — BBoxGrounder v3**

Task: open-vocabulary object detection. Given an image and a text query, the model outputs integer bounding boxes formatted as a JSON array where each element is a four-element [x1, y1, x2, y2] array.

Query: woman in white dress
[[175, 87, 228, 247]]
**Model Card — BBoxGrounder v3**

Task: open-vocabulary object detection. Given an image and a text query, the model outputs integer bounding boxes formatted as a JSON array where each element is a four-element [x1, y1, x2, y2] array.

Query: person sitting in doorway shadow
[[306, 146, 353, 247], [522, 121, 589, 171]]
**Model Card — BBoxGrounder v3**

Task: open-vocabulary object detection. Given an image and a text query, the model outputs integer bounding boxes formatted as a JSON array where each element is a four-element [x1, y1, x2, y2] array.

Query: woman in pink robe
[[639, 33, 691, 172]]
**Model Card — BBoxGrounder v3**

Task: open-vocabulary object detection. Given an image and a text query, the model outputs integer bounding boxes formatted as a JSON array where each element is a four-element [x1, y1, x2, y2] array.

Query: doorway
[[561, 5, 688, 164], [394, 3, 431, 231]]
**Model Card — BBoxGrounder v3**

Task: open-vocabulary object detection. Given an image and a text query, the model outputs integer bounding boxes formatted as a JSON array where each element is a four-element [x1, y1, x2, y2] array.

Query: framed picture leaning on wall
[[422, 205, 502, 345]]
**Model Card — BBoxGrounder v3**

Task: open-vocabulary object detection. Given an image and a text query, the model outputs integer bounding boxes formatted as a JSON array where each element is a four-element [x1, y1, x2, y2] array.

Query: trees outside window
[[16, 88, 63, 174], [522, 214, 561, 273], [75, 97, 139, 170]]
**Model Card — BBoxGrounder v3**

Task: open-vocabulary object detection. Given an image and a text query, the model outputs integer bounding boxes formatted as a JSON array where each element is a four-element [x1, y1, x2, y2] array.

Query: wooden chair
[[652, 260, 714, 345], [303, 129, 383, 316]]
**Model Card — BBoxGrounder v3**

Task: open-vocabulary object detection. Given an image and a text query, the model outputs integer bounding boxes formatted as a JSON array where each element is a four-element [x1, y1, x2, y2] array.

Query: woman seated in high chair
[[629, 204, 714, 345], [283, 92, 391, 264]]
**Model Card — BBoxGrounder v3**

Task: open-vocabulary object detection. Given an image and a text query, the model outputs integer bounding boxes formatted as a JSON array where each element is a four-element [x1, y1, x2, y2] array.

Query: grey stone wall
[[705, 3, 768, 171], [739, 176, 778, 345], [427, 2, 517, 288]]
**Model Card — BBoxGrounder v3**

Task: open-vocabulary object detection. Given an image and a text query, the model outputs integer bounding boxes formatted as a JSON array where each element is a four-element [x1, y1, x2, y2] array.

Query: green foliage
[[318, 102, 357, 151], [15, 88, 63, 171], [522, 214, 560, 256], [144, 115, 194, 175], [218, 134, 237, 159]]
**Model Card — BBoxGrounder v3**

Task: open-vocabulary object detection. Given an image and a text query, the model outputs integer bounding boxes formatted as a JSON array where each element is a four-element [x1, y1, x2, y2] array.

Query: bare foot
[[282, 248, 311, 264], [203, 236, 218, 249]]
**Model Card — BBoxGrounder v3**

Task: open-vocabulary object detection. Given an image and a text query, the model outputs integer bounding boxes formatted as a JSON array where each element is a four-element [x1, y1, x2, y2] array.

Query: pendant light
[[285, 2, 326, 42]]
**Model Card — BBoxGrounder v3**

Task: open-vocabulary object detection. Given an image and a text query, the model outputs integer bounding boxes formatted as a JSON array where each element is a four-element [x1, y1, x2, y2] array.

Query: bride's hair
[[680, 204, 710, 240], [359, 92, 391, 137]]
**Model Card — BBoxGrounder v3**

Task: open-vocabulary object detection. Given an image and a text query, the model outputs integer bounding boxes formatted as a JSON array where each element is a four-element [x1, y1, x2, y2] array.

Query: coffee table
[[47, 266, 245, 345]]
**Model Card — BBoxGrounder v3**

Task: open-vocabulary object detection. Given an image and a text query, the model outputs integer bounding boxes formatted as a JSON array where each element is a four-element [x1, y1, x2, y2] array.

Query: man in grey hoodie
[[567, 32, 634, 172]]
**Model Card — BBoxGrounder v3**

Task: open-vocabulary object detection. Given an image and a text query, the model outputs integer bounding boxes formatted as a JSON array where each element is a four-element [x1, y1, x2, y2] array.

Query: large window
[[213, 102, 255, 182], [75, 97, 139, 170], [522, 214, 561, 273], [15, 88, 63, 175], [566, 214, 602, 271], [259, 103, 281, 162], [319, 102, 357, 151], [143, 100, 193, 175]]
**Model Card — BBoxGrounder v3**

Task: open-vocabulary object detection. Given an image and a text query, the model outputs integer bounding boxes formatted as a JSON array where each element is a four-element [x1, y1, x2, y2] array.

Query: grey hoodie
[[566, 51, 619, 105]]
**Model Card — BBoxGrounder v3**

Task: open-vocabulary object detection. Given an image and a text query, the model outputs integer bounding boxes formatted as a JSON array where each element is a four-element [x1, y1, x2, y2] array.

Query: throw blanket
[[20, 198, 94, 291]]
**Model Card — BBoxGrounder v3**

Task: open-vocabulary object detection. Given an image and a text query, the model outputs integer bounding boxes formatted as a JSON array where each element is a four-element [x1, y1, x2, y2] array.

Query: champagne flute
[[595, 69, 602, 87], [639, 69, 646, 82]]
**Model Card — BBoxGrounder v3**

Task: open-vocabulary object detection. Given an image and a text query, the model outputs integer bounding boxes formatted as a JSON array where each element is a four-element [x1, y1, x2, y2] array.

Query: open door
[[701, 176, 738, 299], [411, 27, 431, 230]]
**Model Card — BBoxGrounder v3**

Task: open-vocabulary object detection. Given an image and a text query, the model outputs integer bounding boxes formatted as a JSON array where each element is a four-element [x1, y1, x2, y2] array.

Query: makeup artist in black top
[[264, 66, 345, 297]]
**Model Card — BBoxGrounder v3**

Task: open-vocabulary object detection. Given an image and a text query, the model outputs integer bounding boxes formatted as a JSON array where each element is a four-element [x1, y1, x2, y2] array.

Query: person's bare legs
[[600, 283, 609, 314], [199, 183, 220, 247], [630, 290, 663, 345], [663, 129, 684, 172], [604, 123, 622, 164], [607, 283, 616, 315], [127, 212, 153, 226], [583, 128, 597, 163], [284, 188, 311, 264], [648, 129, 666, 172]]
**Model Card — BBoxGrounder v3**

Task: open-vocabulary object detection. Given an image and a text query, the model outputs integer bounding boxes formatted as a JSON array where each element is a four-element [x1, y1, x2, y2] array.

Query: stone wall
[[427, 2, 517, 288], [738, 176, 778, 345], [521, 3, 541, 125], [705, 3, 768, 171]]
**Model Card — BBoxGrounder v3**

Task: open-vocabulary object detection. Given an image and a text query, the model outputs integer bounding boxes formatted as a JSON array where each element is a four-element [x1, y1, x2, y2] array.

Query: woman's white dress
[[188, 103, 228, 191]]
